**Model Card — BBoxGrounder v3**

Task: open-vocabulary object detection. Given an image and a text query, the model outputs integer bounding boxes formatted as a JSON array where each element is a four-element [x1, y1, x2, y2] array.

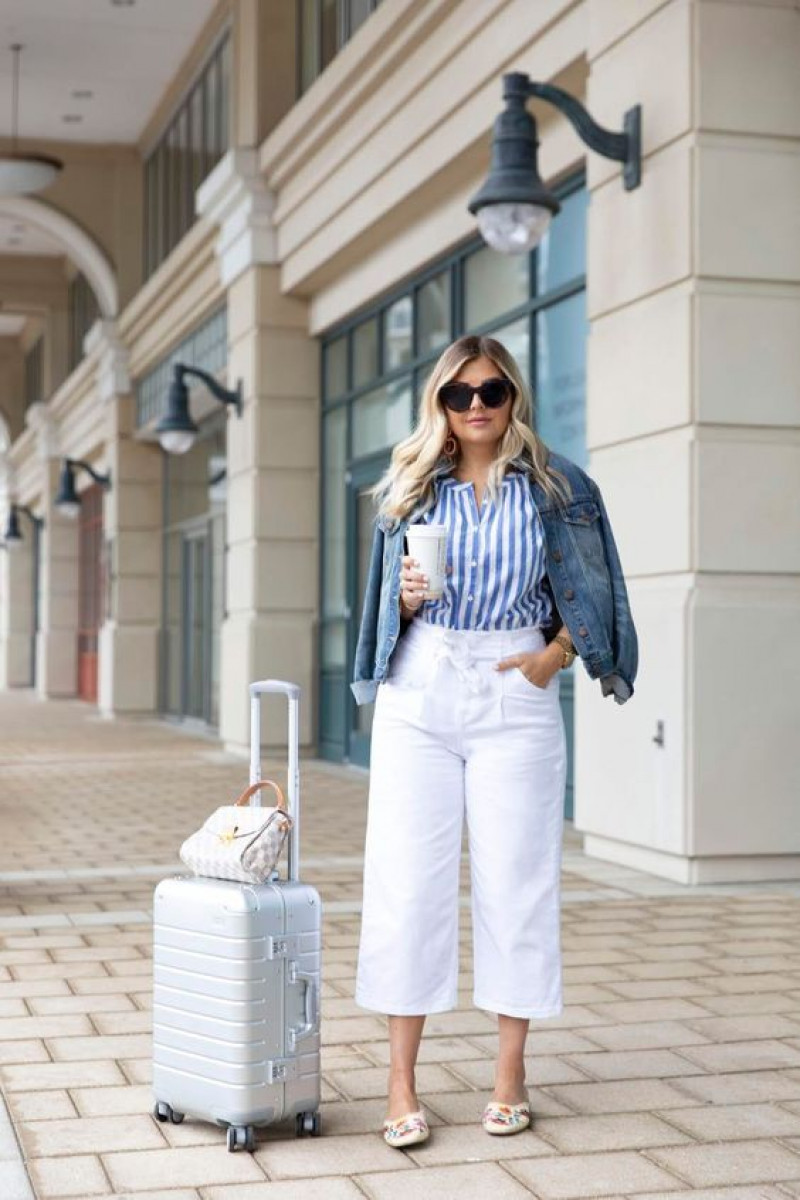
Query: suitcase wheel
[[153, 1102, 184, 1125], [227, 1124, 256, 1153], [296, 1111, 321, 1137]]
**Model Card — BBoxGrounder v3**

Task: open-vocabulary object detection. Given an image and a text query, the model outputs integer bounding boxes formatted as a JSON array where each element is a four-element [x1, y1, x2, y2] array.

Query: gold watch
[[553, 631, 577, 669]]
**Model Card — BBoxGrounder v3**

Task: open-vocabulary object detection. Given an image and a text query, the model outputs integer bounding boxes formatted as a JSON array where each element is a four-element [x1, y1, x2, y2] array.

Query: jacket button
[[552, 549, 562, 562], [564, 588, 575, 600], [578, 626, 588, 638]]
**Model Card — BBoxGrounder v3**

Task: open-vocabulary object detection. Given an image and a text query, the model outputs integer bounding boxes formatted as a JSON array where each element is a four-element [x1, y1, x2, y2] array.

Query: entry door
[[182, 526, 211, 722], [346, 457, 390, 767], [77, 483, 103, 702]]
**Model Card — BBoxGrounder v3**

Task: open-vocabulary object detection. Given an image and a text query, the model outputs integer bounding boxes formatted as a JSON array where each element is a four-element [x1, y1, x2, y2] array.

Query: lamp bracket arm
[[525, 80, 641, 190], [15, 504, 44, 528], [178, 364, 243, 416], [67, 459, 112, 489]]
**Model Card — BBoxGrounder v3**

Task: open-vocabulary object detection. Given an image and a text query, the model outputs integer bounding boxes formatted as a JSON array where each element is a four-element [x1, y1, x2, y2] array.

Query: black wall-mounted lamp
[[2, 503, 43, 550], [469, 72, 642, 253], [155, 363, 243, 456], [54, 459, 112, 519]]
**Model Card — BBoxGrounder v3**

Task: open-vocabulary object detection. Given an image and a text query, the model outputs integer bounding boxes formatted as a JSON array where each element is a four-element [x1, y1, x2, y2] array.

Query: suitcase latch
[[267, 1057, 298, 1084], [266, 935, 298, 959]]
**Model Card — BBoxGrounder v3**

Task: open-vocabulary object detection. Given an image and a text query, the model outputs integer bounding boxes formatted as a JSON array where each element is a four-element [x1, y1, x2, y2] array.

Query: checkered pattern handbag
[[179, 780, 293, 885]]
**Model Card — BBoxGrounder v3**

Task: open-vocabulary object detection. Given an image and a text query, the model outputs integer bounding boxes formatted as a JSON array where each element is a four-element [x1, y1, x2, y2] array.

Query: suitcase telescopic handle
[[249, 681, 301, 883]]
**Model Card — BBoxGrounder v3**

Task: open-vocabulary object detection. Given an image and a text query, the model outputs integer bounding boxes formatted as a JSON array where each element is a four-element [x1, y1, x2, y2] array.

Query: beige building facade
[[0, 0, 797, 886]]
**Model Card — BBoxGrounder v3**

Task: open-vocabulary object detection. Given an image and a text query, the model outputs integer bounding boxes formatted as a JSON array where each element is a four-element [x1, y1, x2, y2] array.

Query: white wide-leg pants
[[355, 618, 568, 1020]]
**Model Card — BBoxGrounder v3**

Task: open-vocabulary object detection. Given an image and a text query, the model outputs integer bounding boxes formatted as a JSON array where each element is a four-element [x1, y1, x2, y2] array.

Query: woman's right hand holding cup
[[399, 555, 428, 618]]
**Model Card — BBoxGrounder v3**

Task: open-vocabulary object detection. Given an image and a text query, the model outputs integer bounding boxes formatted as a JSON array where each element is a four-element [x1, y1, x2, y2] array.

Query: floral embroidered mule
[[481, 1100, 532, 1135], [382, 1108, 430, 1147]]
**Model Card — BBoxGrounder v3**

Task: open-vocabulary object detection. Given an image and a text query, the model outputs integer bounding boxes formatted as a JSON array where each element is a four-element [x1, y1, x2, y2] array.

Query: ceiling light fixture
[[0, 44, 63, 196]]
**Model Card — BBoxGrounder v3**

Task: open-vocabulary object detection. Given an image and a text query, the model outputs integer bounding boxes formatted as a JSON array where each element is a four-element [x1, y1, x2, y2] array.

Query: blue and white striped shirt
[[417, 469, 552, 630]]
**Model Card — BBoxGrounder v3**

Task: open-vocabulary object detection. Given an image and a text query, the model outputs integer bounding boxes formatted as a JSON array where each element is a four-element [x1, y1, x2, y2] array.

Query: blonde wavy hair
[[371, 334, 573, 522]]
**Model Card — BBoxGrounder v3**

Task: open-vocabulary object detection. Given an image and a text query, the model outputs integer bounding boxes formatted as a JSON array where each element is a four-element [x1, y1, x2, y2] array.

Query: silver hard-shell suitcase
[[152, 680, 322, 1151]]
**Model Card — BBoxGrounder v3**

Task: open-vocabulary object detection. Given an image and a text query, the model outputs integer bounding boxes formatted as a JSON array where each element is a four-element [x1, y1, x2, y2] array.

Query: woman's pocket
[[503, 663, 560, 701]]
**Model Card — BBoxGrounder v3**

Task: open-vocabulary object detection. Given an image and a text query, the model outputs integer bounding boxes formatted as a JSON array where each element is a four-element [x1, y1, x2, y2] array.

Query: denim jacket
[[350, 449, 638, 706]]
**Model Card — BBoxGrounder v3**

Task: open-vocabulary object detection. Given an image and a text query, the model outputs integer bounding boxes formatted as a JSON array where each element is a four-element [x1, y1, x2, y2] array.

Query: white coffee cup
[[406, 524, 447, 599]]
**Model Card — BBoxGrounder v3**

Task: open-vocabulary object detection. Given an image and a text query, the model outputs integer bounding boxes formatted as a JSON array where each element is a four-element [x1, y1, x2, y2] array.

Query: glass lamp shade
[[155, 375, 199, 455], [0, 153, 62, 195], [477, 202, 554, 254], [159, 428, 196, 455], [56, 499, 81, 519], [54, 461, 81, 517]]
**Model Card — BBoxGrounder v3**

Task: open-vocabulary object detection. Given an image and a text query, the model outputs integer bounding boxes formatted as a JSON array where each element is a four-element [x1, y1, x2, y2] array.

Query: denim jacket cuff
[[600, 671, 633, 705]]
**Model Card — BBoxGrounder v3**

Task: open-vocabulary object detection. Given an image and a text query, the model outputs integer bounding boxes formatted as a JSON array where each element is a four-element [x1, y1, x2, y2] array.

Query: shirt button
[[552, 549, 563, 562], [468, 594, 474, 601], [564, 588, 575, 600], [578, 625, 588, 637], [471, 559, 477, 567]]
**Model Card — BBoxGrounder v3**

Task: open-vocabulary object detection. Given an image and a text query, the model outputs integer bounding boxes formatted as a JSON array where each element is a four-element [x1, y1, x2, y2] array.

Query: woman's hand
[[493, 643, 563, 689], [399, 555, 429, 619]]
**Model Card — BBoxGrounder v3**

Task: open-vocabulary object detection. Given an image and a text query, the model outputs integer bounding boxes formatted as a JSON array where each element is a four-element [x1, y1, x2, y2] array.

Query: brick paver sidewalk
[[1, 690, 800, 1200]]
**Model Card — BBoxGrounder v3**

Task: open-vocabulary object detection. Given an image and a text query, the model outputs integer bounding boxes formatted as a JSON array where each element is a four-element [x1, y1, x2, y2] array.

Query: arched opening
[[0, 196, 118, 318]]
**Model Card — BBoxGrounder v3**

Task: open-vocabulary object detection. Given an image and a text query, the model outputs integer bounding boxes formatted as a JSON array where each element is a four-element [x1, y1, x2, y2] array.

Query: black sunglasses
[[438, 376, 513, 413]]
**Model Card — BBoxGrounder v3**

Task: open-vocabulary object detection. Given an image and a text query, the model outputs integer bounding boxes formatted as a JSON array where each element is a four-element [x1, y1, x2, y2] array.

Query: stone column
[[198, 151, 319, 754], [578, 0, 800, 883], [91, 323, 163, 716]]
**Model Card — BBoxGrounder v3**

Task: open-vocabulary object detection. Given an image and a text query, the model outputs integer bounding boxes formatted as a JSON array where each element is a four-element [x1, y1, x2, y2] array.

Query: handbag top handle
[[234, 779, 287, 810]]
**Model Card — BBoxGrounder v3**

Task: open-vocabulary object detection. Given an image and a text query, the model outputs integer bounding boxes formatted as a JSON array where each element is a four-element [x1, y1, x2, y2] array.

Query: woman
[[350, 334, 638, 1148]]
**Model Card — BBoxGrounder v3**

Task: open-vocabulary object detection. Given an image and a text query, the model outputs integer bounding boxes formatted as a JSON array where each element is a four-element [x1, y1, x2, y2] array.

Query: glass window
[[67, 274, 99, 373], [417, 272, 450, 356], [323, 407, 347, 617], [176, 106, 191, 236], [190, 81, 204, 194], [352, 316, 379, 388], [218, 34, 231, 158], [350, 0, 373, 35], [352, 378, 412, 457], [536, 187, 587, 296], [204, 50, 220, 174], [299, 0, 318, 92], [384, 296, 412, 370], [465, 245, 528, 329], [154, 142, 165, 265], [24, 337, 43, 409], [324, 336, 348, 399], [144, 31, 231, 278], [321, 0, 338, 70], [535, 292, 587, 466], [299, 0, 382, 94], [490, 316, 530, 390]]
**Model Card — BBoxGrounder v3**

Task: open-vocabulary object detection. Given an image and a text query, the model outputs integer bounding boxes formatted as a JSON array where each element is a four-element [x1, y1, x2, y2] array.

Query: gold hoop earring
[[443, 433, 458, 458]]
